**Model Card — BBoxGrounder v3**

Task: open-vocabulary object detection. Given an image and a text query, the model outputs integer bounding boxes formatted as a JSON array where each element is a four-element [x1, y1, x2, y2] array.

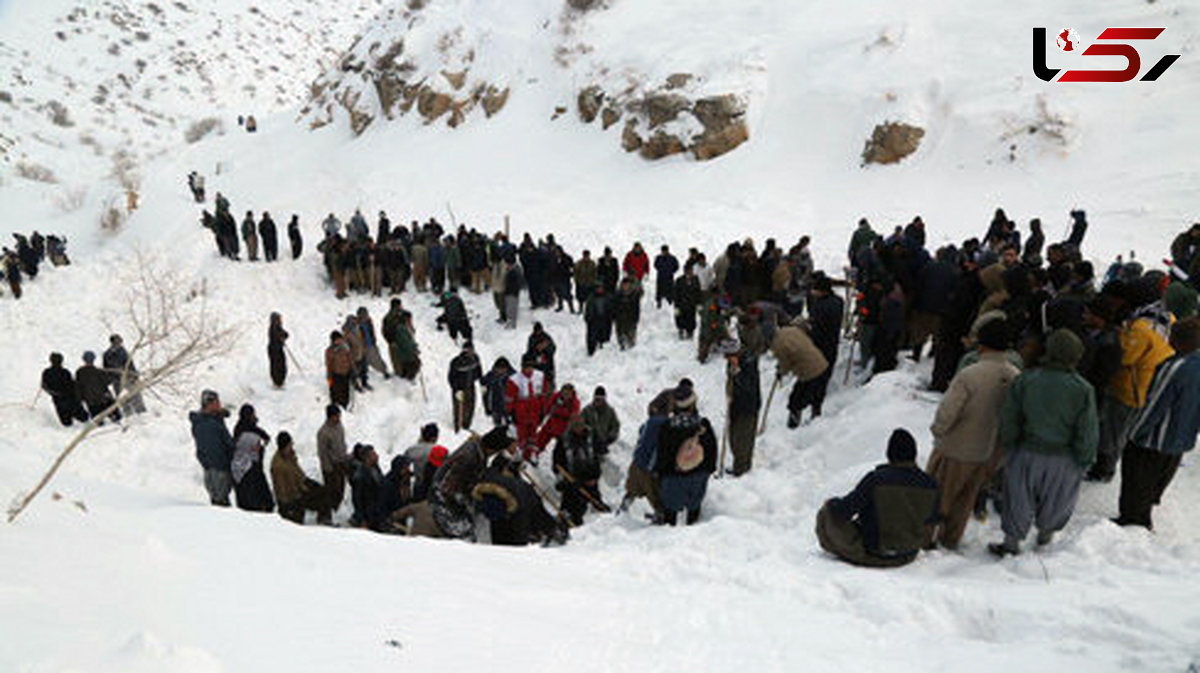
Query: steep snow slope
[[1, 0, 1199, 671]]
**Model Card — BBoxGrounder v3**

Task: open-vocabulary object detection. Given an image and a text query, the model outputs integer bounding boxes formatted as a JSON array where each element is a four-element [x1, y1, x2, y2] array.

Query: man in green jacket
[[989, 329, 1098, 556]]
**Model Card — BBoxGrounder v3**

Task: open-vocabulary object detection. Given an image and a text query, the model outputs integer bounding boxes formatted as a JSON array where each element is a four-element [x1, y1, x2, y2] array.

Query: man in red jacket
[[535, 383, 580, 451], [505, 354, 548, 459], [623, 242, 650, 283]]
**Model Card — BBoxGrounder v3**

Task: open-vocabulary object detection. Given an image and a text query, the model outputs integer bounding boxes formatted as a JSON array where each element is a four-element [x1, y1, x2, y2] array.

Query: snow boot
[[987, 538, 1020, 558]]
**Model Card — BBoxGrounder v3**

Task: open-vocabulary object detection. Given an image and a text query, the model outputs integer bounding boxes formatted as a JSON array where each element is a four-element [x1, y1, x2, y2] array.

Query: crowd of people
[[3, 231, 72, 299], [200, 192, 301, 263], [174, 200, 1200, 560]]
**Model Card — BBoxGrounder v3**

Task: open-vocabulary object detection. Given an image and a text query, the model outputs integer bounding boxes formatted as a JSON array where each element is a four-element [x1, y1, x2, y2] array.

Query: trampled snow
[[1, 0, 1199, 671]]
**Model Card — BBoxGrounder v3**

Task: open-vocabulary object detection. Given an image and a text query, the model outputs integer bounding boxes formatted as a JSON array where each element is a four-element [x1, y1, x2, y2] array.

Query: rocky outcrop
[[577, 85, 603, 123], [861, 121, 924, 165], [301, 4, 510, 135], [580, 76, 748, 162], [640, 131, 687, 160]]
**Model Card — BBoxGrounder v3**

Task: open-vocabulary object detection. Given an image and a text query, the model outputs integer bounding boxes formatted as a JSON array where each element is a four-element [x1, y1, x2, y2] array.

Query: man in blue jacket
[[1114, 317, 1200, 530], [190, 389, 234, 506]]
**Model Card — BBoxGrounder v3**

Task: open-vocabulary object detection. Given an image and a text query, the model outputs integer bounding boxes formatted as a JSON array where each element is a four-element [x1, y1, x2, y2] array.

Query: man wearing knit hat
[[816, 428, 940, 567], [989, 329, 1099, 556]]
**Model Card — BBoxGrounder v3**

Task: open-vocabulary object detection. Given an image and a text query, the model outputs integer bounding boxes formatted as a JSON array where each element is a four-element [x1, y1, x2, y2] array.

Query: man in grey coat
[[317, 404, 350, 523], [190, 389, 234, 506]]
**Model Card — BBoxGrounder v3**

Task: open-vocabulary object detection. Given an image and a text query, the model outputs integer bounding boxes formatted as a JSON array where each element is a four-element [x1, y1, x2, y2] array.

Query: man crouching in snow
[[816, 429, 940, 568]]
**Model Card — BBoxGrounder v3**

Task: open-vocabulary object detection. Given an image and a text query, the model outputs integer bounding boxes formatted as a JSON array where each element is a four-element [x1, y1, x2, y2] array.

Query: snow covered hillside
[[2, 0, 1200, 671]]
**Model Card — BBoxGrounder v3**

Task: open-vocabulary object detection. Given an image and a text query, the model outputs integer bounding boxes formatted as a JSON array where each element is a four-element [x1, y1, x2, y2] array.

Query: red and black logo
[[1033, 27, 1180, 82]]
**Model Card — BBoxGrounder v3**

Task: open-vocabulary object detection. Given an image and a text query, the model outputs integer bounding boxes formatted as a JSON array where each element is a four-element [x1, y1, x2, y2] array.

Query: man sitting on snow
[[816, 428, 940, 568]]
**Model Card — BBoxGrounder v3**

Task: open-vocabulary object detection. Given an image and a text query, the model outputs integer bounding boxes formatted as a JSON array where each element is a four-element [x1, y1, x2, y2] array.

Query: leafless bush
[[14, 160, 58, 183], [183, 116, 222, 143], [46, 100, 73, 127], [52, 186, 88, 213], [8, 251, 239, 523], [110, 150, 141, 190], [100, 197, 125, 232]]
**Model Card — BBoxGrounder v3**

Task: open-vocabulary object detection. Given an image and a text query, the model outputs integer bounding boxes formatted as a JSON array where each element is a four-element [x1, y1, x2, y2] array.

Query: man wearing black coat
[[259, 212, 279, 262], [584, 285, 613, 356], [41, 352, 88, 426], [654, 245, 680, 309], [448, 342, 483, 432], [597, 247, 619, 295], [75, 351, 120, 423], [790, 273, 844, 426], [674, 265, 702, 339], [287, 215, 303, 260], [910, 248, 960, 361]]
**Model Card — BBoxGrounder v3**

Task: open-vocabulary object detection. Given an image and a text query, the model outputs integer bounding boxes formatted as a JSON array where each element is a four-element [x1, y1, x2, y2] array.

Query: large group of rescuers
[[44, 196, 1200, 564]]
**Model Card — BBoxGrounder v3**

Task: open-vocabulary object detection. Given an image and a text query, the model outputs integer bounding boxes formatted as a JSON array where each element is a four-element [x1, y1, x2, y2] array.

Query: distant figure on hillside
[[267, 313, 289, 387], [287, 215, 303, 260], [187, 171, 206, 203], [816, 429, 940, 568], [245, 115, 257, 133]]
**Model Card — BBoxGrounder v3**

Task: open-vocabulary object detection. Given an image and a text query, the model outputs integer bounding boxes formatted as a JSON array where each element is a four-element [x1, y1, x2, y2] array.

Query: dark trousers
[[269, 347, 287, 387], [52, 396, 89, 426], [448, 321, 473, 342], [815, 502, 913, 568], [452, 386, 476, 432], [1117, 443, 1182, 529], [85, 397, 121, 424], [330, 374, 350, 409]]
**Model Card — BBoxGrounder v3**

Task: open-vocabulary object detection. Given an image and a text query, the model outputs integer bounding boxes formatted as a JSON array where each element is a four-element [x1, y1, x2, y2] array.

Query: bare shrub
[[52, 186, 88, 213], [100, 197, 125, 232], [14, 160, 58, 183], [110, 150, 141, 190], [183, 116, 222, 143]]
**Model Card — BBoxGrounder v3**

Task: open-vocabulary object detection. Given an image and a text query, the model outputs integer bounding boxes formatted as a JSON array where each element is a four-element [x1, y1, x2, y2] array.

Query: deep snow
[[1, 0, 1199, 671]]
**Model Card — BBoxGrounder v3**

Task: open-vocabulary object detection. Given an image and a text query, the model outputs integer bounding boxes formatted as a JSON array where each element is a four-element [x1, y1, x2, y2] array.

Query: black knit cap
[[887, 429, 917, 463], [481, 426, 512, 452]]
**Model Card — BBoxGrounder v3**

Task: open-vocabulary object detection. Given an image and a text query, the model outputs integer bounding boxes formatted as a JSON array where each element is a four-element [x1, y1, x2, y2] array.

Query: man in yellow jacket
[[1091, 278, 1174, 482]]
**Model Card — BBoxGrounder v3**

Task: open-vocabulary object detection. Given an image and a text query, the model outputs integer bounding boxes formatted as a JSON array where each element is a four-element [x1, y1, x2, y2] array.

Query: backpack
[[675, 430, 704, 472]]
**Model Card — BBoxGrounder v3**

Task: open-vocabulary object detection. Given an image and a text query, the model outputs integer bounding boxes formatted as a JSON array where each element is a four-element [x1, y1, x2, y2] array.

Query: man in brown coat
[[324, 331, 355, 409], [270, 431, 331, 524], [926, 319, 1020, 549]]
